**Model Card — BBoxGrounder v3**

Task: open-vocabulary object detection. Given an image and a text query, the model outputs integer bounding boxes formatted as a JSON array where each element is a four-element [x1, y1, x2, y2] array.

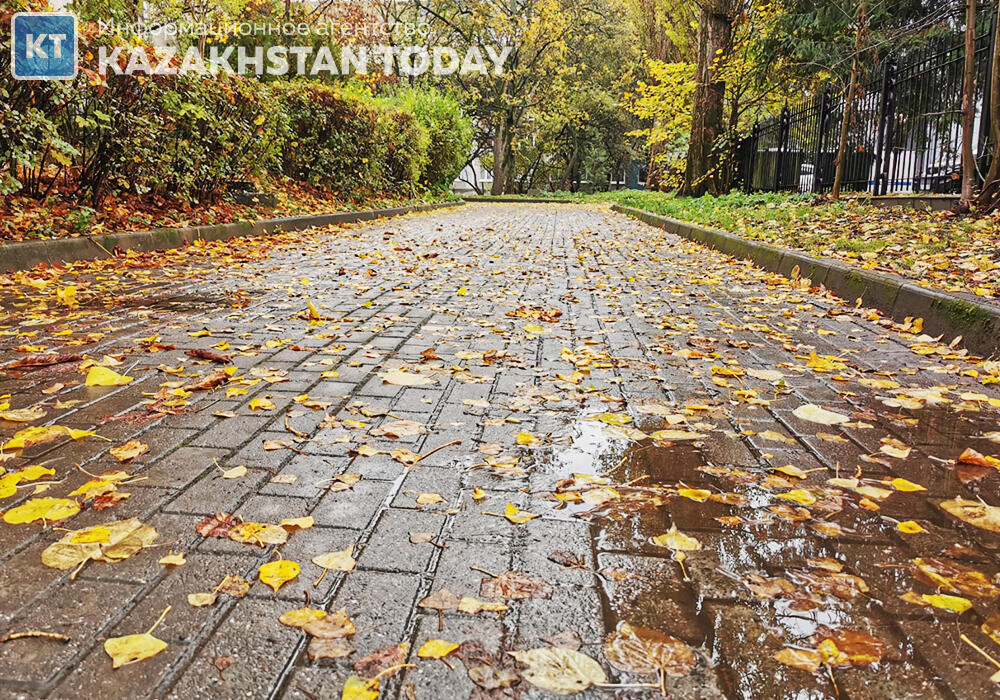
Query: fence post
[[813, 89, 833, 193], [978, 7, 998, 174], [745, 121, 760, 193], [874, 57, 897, 195], [775, 105, 791, 191]]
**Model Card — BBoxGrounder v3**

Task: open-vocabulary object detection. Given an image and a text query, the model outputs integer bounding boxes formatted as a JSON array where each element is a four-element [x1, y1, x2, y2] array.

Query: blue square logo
[[11, 13, 77, 80]]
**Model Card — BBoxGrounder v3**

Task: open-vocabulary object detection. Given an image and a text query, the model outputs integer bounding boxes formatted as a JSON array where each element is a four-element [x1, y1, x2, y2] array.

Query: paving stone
[[0, 579, 143, 685], [0, 203, 995, 699]]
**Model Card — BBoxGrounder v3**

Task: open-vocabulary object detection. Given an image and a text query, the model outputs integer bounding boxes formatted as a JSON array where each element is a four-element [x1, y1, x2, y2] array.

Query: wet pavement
[[0, 202, 999, 699]]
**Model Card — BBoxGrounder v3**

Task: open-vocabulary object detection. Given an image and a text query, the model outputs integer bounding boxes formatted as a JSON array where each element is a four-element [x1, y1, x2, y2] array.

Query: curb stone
[[0, 201, 463, 273], [461, 196, 575, 204], [612, 204, 1000, 356]]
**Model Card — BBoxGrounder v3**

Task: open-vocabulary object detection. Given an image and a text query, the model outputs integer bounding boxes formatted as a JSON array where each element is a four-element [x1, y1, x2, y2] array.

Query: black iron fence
[[737, 10, 998, 195]]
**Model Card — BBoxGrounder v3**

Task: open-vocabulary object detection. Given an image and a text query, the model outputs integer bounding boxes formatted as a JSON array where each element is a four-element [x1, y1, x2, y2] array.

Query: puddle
[[541, 399, 1000, 696]]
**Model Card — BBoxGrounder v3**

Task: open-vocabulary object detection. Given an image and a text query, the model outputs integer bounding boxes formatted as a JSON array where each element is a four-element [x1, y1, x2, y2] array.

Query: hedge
[[1, 34, 471, 204]]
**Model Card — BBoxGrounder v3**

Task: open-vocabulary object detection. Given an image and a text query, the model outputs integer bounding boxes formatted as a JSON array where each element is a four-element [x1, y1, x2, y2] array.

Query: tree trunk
[[975, 0, 1000, 210], [490, 117, 513, 195], [680, 5, 731, 196], [832, 0, 867, 201], [960, 0, 979, 207]]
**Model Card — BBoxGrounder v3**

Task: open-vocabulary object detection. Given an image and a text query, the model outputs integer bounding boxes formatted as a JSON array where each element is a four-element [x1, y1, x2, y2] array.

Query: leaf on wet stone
[[912, 557, 999, 598], [480, 570, 553, 600], [280, 516, 314, 532], [648, 429, 707, 441], [650, 525, 702, 552], [304, 608, 355, 639], [747, 368, 785, 383], [901, 591, 972, 613], [158, 552, 186, 567], [940, 497, 1000, 533], [109, 440, 149, 463], [775, 489, 817, 506], [589, 412, 632, 426], [888, 477, 925, 492], [958, 448, 1000, 470], [329, 473, 362, 491], [544, 630, 583, 651], [312, 546, 356, 573], [217, 574, 251, 598], [743, 573, 796, 599], [220, 465, 247, 479], [104, 607, 170, 669], [515, 431, 541, 446], [675, 488, 711, 502], [378, 367, 435, 387], [418, 639, 460, 659], [982, 615, 1000, 646], [0, 405, 47, 422], [85, 366, 133, 387], [509, 647, 606, 695], [793, 404, 850, 426], [390, 448, 421, 466], [603, 424, 649, 441], [498, 502, 538, 524], [757, 430, 796, 444], [279, 608, 327, 628], [774, 647, 823, 673], [416, 492, 445, 505], [879, 437, 911, 459], [419, 588, 461, 614], [227, 521, 289, 547], [457, 596, 508, 615], [548, 550, 585, 568], [353, 642, 410, 679], [471, 487, 487, 502], [774, 465, 809, 479], [815, 628, 885, 667], [603, 622, 697, 676], [3, 496, 80, 525], [370, 419, 426, 439], [196, 513, 242, 538], [309, 637, 355, 660], [468, 665, 519, 690], [41, 518, 157, 571], [259, 560, 300, 592], [2, 425, 95, 451], [341, 675, 379, 700], [187, 591, 218, 607], [248, 398, 275, 411]]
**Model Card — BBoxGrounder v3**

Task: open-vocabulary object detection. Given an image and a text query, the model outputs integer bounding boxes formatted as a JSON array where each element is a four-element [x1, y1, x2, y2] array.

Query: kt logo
[[10, 12, 78, 80]]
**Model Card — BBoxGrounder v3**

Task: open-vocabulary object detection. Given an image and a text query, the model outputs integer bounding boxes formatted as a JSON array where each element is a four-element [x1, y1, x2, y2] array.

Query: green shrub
[[152, 75, 287, 201], [273, 80, 383, 194], [375, 105, 429, 194], [391, 88, 472, 190]]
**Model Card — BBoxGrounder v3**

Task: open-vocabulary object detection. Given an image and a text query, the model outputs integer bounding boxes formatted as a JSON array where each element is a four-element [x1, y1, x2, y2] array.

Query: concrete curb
[[0, 201, 463, 273], [612, 204, 1000, 356], [462, 196, 575, 204], [865, 195, 959, 211]]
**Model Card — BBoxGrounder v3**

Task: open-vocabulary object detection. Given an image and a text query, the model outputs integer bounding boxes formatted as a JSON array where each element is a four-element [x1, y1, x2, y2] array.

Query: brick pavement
[[0, 203, 998, 699]]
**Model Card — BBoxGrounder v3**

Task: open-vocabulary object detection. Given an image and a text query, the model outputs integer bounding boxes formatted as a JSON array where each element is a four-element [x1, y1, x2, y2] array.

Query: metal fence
[[737, 10, 998, 195]]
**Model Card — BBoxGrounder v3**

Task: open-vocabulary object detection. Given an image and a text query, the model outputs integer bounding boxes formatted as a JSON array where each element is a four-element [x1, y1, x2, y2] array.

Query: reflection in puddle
[[543, 401, 1000, 698]]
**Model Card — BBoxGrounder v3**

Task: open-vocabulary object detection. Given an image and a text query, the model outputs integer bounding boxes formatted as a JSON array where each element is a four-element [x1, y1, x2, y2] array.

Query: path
[[0, 203, 998, 699]]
